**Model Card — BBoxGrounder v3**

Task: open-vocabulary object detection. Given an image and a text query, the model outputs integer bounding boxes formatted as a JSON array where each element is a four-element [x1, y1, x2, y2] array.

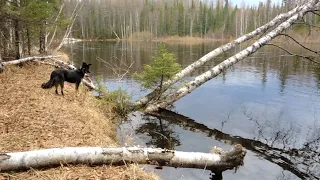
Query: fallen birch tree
[[1, 55, 62, 66], [0, 145, 245, 174], [134, 4, 306, 108], [143, 0, 320, 112]]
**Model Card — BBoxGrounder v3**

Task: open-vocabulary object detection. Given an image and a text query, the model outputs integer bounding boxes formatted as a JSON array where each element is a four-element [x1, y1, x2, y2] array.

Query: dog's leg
[[75, 82, 80, 94], [60, 82, 64, 96], [55, 84, 59, 95]]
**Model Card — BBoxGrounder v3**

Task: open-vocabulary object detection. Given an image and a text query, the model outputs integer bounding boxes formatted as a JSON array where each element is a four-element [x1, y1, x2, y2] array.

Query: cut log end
[[209, 144, 246, 173]]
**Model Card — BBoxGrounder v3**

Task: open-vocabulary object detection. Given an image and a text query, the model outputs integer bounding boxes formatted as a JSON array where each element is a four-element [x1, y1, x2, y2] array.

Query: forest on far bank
[[1, 0, 319, 61], [70, 0, 320, 40]]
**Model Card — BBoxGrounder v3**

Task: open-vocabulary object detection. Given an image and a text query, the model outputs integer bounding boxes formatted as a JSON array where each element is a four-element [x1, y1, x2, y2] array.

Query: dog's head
[[80, 62, 92, 74]]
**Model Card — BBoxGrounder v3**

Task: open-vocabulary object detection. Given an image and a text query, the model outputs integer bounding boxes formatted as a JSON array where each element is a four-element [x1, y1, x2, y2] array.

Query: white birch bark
[[144, 0, 319, 112], [2, 55, 62, 66], [46, 3, 65, 50], [53, 2, 81, 53], [0, 145, 245, 172], [135, 5, 304, 107]]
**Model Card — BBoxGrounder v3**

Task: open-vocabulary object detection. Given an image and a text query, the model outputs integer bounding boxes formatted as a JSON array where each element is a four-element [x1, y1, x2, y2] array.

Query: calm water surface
[[63, 41, 320, 180]]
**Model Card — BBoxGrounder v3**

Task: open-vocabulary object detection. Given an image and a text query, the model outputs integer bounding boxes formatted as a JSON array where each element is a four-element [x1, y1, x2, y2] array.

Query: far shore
[[64, 32, 320, 45]]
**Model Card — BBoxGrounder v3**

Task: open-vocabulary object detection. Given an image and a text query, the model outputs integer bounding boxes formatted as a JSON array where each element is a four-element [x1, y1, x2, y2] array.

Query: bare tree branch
[[294, 21, 320, 29], [310, 11, 320, 16], [96, 56, 134, 82], [265, 43, 320, 64], [278, 33, 320, 55]]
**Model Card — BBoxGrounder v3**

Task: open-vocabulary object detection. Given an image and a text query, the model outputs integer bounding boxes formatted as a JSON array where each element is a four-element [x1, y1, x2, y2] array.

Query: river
[[63, 41, 320, 180]]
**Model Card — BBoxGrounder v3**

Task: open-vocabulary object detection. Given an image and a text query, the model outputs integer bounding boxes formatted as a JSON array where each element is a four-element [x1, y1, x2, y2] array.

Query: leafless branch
[[294, 21, 320, 29], [310, 11, 320, 16], [265, 43, 320, 64], [96, 56, 134, 82], [278, 33, 320, 55]]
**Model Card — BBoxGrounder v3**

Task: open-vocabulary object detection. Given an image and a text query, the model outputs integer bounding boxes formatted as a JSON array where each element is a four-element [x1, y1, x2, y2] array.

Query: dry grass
[[0, 164, 159, 180], [0, 165, 158, 180], [0, 61, 158, 180], [157, 35, 217, 44]]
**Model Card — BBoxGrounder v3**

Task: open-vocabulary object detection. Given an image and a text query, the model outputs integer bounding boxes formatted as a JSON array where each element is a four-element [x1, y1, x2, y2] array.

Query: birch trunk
[[2, 55, 61, 66], [46, 3, 65, 50], [144, 0, 319, 112], [53, 2, 81, 53], [0, 145, 245, 173], [135, 5, 303, 108]]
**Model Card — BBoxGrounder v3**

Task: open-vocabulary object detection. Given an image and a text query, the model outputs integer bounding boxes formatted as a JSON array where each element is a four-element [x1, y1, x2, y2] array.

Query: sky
[[230, 0, 282, 6]]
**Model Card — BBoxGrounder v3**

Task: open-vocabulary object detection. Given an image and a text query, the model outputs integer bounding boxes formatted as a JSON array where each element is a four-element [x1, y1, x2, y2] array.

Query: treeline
[[70, 0, 320, 40], [0, 0, 67, 60], [1, 0, 319, 60]]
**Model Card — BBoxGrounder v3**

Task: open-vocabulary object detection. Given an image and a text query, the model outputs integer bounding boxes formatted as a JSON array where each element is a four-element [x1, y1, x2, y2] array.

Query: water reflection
[[145, 109, 320, 179], [135, 115, 181, 150]]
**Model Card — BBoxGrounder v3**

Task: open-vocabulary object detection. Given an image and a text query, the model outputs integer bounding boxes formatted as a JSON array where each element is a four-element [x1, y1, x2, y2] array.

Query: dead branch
[[2, 55, 62, 66], [265, 43, 320, 64], [96, 56, 134, 82], [310, 11, 320, 16], [0, 146, 246, 173], [279, 33, 320, 55], [294, 21, 320, 29]]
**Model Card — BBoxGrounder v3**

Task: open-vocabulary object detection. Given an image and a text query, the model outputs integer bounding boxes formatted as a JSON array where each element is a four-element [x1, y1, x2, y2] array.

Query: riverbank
[[0, 54, 158, 179]]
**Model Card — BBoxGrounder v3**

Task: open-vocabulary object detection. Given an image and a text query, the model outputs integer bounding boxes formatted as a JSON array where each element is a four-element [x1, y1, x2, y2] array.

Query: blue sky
[[230, 0, 282, 6]]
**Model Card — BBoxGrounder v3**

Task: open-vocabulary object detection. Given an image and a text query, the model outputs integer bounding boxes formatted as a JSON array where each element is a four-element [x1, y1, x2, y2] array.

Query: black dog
[[41, 62, 92, 95]]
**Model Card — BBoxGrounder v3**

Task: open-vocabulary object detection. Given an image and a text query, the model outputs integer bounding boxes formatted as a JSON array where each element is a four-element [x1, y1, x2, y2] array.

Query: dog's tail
[[41, 78, 55, 89]]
